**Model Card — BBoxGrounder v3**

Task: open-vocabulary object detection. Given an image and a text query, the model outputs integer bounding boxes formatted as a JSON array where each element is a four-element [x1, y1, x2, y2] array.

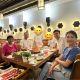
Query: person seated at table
[[20, 31, 33, 51], [49, 30, 67, 54], [2, 35, 18, 56], [41, 39, 49, 50], [38, 30, 80, 80]]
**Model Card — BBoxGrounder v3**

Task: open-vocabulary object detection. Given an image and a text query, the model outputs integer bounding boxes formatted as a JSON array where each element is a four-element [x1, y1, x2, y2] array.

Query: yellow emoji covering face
[[34, 27, 42, 35], [44, 32, 53, 40]]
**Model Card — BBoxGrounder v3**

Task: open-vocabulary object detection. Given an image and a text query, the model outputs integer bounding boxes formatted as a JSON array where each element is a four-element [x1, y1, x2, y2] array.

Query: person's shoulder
[[63, 47, 68, 51], [71, 47, 80, 53], [73, 47, 80, 50], [2, 42, 8, 47]]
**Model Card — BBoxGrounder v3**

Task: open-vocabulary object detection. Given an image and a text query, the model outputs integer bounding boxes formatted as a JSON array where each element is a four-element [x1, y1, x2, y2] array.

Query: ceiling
[[0, 0, 51, 15], [0, 0, 25, 11], [0, 0, 37, 15]]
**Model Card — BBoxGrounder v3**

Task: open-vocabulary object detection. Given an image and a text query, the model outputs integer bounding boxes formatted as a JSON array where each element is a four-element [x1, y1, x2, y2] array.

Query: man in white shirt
[[49, 30, 67, 54], [20, 31, 33, 50]]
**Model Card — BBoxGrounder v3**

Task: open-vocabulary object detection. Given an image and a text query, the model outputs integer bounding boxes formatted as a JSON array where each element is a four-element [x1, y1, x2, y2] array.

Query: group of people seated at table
[[2, 29, 65, 56], [1, 29, 80, 80], [38, 30, 80, 80]]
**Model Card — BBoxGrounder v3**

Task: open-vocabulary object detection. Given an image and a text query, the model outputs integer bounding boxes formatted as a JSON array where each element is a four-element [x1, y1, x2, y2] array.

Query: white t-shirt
[[20, 38, 33, 50], [29, 30, 35, 40], [34, 34, 43, 48], [49, 37, 67, 54]]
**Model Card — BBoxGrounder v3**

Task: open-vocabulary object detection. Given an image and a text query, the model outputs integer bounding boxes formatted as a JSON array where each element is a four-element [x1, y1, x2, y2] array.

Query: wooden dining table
[[2, 49, 57, 80]]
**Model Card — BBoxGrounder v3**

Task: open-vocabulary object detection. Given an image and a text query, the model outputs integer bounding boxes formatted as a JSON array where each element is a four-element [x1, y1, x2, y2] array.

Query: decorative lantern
[[38, 0, 45, 9]]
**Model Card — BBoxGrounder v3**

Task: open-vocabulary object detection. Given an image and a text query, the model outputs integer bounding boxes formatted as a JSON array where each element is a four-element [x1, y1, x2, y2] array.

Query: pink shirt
[[3, 42, 17, 56]]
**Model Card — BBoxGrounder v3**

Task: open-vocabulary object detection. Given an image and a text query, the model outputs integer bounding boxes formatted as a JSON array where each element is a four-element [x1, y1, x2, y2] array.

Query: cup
[[22, 56, 28, 62]]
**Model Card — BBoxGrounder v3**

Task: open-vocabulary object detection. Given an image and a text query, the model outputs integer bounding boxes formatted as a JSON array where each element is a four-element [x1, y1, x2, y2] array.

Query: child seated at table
[[41, 39, 49, 50]]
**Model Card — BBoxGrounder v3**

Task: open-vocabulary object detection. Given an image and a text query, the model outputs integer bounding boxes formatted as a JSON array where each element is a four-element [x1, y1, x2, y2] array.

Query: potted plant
[[21, 52, 31, 62]]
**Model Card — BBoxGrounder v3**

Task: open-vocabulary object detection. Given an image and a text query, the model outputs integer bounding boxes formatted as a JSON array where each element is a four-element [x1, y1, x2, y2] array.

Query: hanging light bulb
[[38, 0, 45, 10]]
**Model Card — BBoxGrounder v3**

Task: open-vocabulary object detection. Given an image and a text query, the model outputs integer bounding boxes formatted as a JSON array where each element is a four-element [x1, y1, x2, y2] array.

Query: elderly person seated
[[38, 30, 80, 80], [20, 31, 33, 51]]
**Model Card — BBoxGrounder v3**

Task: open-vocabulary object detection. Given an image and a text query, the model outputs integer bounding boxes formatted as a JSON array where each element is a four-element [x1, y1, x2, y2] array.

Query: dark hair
[[42, 39, 48, 41], [7, 35, 13, 40], [66, 30, 77, 39], [53, 30, 60, 34]]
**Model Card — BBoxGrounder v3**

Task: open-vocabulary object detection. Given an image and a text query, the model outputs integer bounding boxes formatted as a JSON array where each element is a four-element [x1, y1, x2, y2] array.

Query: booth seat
[[70, 54, 80, 80], [78, 42, 80, 47], [0, 46, 5, 63]]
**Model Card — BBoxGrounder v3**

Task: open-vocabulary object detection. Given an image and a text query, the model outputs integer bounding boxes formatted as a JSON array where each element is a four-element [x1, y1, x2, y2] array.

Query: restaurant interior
[[0, 0, 80, 80]]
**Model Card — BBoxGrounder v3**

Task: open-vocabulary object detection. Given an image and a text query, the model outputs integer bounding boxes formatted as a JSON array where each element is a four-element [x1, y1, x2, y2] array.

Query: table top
[[3, 49, 56, 70]]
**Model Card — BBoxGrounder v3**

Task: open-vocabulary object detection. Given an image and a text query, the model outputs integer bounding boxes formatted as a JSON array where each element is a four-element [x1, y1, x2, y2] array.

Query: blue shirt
[[62, 46, 80, 70]]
